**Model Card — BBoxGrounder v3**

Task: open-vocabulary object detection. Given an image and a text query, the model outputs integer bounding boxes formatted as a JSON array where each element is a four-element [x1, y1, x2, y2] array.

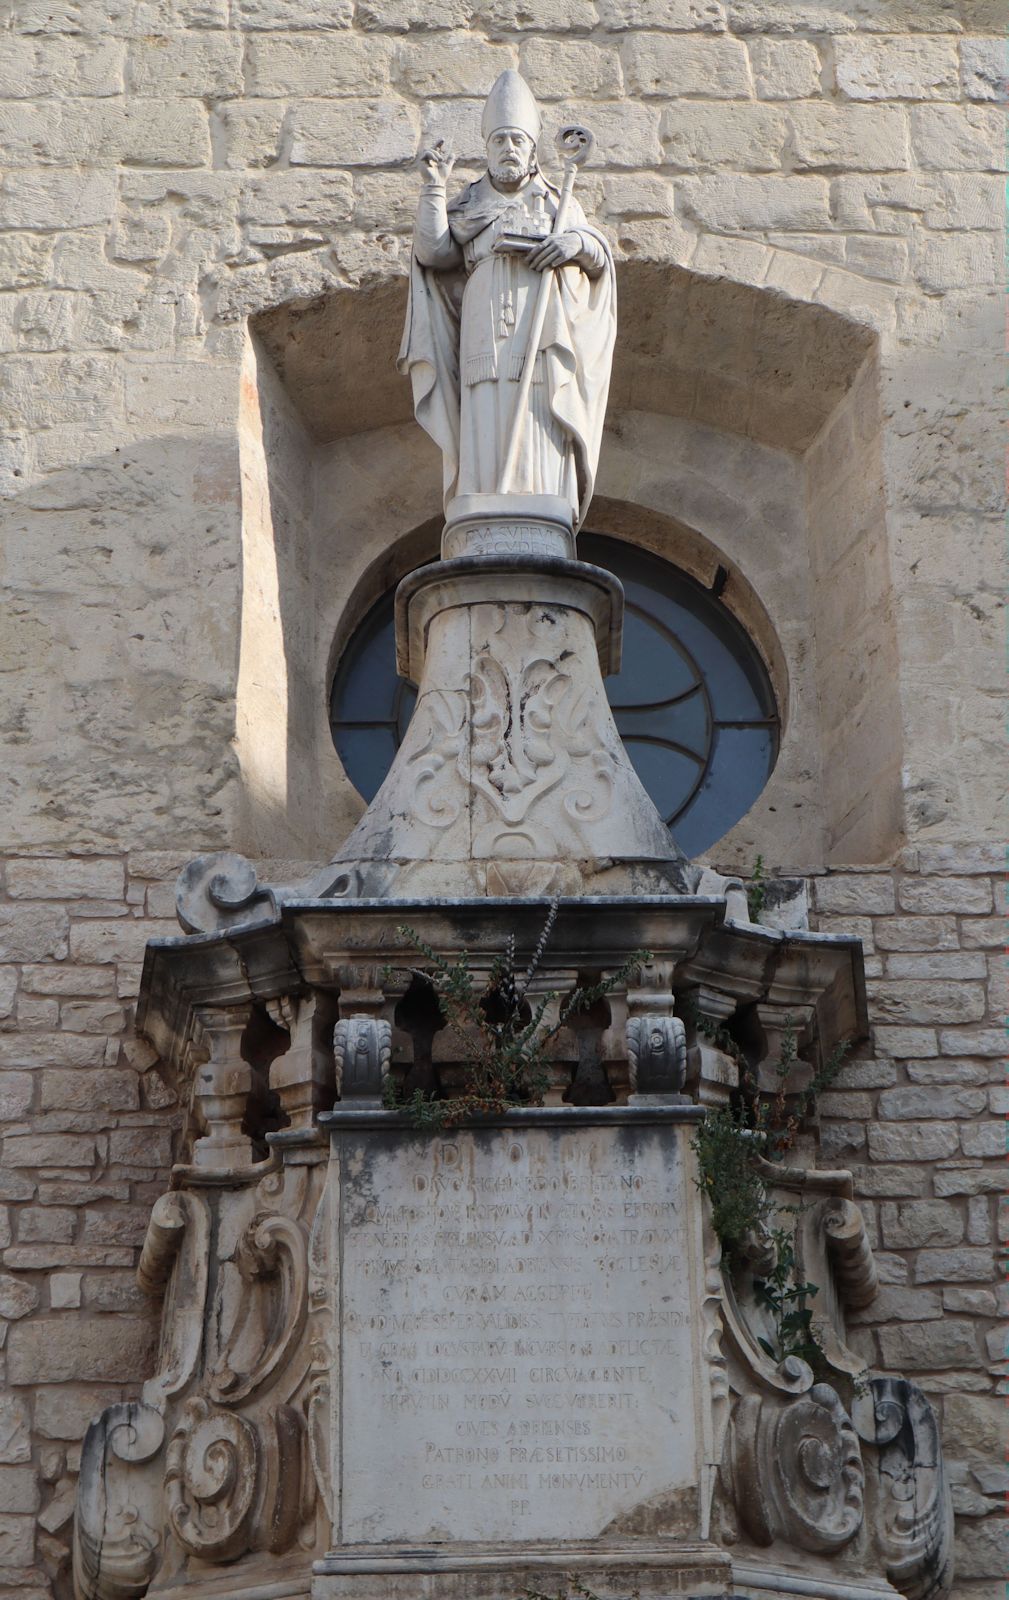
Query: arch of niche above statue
[[235, 261, 901, 875]]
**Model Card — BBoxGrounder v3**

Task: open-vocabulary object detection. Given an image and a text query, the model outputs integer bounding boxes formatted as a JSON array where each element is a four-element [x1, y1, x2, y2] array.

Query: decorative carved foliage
[[627, 1015, 686, 1094], [403, 605, 617, 858], [73, 1402, 165, 1600], [729, 1383, 864, 1553], [165, 1398, 259, 1562], [334, 1016, 392, 1103], [858, 1377, 954, 1600]]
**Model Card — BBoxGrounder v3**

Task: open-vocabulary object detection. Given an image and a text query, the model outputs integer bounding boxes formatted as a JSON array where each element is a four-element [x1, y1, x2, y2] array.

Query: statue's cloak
[[397, 174, 617, 525]]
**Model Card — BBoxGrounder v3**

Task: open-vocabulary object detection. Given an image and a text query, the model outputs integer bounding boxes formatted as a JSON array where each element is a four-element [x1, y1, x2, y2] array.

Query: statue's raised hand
[[527, 231, 583, 272], [419, 139, 455, 188]]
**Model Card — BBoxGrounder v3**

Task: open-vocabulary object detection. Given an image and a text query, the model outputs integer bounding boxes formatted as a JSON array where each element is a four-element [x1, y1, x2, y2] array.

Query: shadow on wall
[[239, 261, 903, 872], [2, 429, 244, 854]]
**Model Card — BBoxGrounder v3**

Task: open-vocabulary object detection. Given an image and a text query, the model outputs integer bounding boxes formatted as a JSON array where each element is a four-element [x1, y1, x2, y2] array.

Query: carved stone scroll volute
[[728, 1383, 865, 1553], [73, 1403, 166, 1600], [210, 1212, 309, 1408], [857, 1377, 954, 1600], [165, 1398, 259, 1563]]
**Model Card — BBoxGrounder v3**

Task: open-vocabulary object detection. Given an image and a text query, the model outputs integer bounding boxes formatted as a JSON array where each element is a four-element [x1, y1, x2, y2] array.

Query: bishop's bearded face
[[486, 128, 536, 189]]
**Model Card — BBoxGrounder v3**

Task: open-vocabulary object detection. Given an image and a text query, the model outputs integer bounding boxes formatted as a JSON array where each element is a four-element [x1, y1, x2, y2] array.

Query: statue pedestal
[[328, 522, 698, 899]]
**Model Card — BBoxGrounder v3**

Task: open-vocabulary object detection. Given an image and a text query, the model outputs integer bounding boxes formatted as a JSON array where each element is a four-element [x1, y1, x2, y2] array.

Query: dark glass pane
[[329, 591, 400, 722], [394, 682, 418, 741], [621, 738, 704, 826], [333, 725, 399, 805], [330, 531, 780, 856], [615, 689, 710, 760], [607, 605, 699, 707], [671, 726, 776, 857]]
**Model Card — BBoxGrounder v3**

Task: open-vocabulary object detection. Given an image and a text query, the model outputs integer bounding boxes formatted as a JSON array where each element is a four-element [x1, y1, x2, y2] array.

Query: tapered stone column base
[[328, 545, 698, 900]]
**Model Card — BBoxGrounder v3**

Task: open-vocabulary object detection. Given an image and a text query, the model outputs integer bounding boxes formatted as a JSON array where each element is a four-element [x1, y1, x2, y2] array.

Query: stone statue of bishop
[[399, 70, 617, 531]]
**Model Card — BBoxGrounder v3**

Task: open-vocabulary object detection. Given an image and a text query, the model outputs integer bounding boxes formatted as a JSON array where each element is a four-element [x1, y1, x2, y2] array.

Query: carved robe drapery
[[398, 170, 617, 526]]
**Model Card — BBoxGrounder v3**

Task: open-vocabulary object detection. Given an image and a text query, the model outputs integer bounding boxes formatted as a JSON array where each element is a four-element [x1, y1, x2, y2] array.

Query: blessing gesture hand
[[419, 139, 456, 187]]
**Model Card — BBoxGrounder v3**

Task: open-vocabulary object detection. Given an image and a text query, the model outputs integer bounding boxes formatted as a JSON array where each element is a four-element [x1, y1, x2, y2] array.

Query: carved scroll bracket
[[728, 1383, 865, 1554]]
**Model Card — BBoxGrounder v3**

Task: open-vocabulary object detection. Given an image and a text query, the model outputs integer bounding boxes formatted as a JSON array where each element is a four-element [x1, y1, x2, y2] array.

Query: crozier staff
[[398, 70, 617, 528]]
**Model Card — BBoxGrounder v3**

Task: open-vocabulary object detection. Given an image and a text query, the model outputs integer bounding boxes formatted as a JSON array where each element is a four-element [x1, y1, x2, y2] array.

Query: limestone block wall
[[0, 0, 1005, 1594]]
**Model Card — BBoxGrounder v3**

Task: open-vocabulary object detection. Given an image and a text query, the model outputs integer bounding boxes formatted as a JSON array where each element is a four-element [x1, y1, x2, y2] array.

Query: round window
[[329, 534, 779, 857]]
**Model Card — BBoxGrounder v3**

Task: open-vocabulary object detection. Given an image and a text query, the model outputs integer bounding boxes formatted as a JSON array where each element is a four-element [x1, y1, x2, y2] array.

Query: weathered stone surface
[[850, 1163, 928, 1197], [959, 1123, 1005, 1159], [871, 1026, 937, 1058], [898, 877, 993, 915], [834, 37, 958, 100], [944, 1287, 997, 1316], [623, 33, 750, 97], [49, 1271, 82, 1309], [0, 1275, 37, 1321], [813, 875, 895, 915], [867, 1122, 958, 1161], [940, 1029, 1005, 1058], [7, 1317, 157, 1385], [0, 1399, 31, 1466], [34, 1385, 122, 1441], [106, 1126, 174, 1168], [3, 1134, 97, 1169], [877, 1320, 981, 1371], [0, 1469, 39, 1516], [748, 37, 820, 98], [911, 104, 1005, 171], [906, 1059, 988, 1086], [0, 1515, 37, 1570], [874, 916, 959, 951], [660, 104, 787, 169], [954, 1516, 1009, 1580], [877, 1086, 986, 1121], [288, 100, 419, 167], [884, 952, 986, 981], [880, 1200, 964, 1249], [848, 1286, 942, 1324], [914, 1249, 995, 1285], [834, 1058, 896, 1089], [0, 1075, 33, 1122], [943, 1394, 1004, 1455], [39, 1069, 138, 1112], [680, 174, 831, 231], [935, 1170, 1005, 1198], [15, 1207, 74, 1243], [0, 906, 68, 963], [5, 856, 124, 899], [19, 965, 115, 997], [791, 104, 910, 170], [960, 38, 1009, 104], [68, 919, 176, 964], [58, 1001, 128, 1034], [867, 980, 986, 1026]]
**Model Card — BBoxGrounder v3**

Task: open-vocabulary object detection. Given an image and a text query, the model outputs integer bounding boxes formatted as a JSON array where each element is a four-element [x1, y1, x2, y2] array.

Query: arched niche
[[236, 262, 901, 873]]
